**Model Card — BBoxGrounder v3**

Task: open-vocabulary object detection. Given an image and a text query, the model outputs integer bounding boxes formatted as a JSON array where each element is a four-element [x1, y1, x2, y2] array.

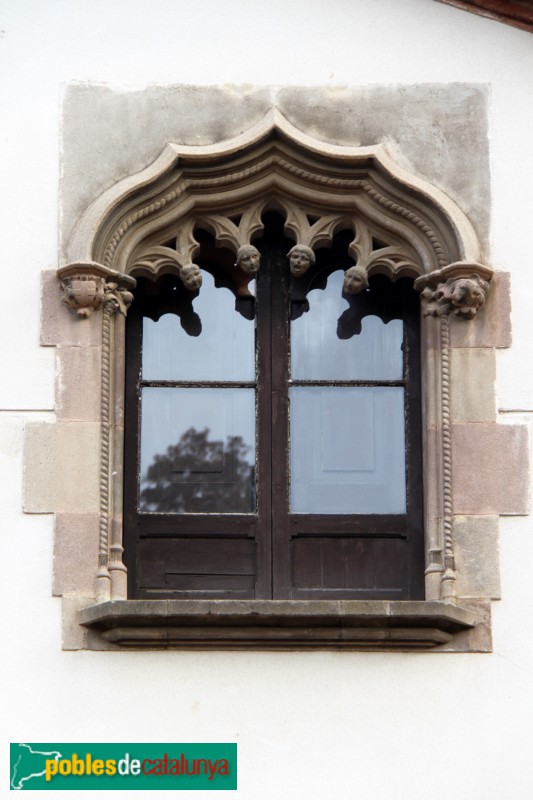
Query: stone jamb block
[[56, 346, 101, 422], [452, 422, 529, 515], [24, 421, 100, 513], [53, 512, 100, 597], [453, 515, 501, 600], [450, 348, 496, 422]]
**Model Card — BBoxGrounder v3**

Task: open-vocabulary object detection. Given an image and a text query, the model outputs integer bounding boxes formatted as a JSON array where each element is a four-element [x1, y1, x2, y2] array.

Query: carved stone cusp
[[343, 265, 369, 295], [179, 263, 203, 291], [287, 244, 315, 277], [57, 262, 136, 318], [236, 245, 261, 275], [414, 262, 493, 320]]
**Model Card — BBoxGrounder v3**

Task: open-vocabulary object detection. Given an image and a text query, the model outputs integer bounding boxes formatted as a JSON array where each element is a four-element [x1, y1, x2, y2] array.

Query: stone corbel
[[415, 262, 493, 320], [58, 262, 136, 317]]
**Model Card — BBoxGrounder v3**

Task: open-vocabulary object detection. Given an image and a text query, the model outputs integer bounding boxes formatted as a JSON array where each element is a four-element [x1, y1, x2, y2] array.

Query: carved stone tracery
[[58, 112, 495, 607]]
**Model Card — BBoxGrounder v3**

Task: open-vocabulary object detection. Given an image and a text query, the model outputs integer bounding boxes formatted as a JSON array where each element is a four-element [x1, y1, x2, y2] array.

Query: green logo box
[[10, 743, 237, 791]]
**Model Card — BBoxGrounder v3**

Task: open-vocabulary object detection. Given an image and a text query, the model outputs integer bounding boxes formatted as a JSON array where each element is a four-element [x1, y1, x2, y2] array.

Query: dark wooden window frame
[[123, 216, 425, 604]]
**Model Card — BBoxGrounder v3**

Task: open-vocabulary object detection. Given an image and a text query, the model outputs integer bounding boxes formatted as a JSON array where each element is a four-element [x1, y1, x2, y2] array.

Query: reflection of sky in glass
[[142, 271, 255, 381], [140, 387, 255, 480], [290, 386, 406, 513], [291, 271, 403, 380]]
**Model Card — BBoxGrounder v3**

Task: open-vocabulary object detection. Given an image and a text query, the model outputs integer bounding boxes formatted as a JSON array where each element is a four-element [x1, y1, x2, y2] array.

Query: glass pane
[[290, 386, 406, 513], [291, 270, 403, 380], [140, 387, 255, 513], [142, 271, 255, 381]]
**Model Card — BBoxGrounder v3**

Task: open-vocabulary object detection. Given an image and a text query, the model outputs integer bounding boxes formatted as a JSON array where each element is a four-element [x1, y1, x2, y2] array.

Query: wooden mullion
[[123, 302, 144, 597], [269, 242, 292, 599], [404, 294, 425, 599], [254, 236, 274, 599]]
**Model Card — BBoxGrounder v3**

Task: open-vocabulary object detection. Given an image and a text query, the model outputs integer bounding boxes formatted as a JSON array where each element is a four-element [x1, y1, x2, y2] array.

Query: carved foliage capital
[[414, 262, 493, 320], [58, 262, 136, 318]]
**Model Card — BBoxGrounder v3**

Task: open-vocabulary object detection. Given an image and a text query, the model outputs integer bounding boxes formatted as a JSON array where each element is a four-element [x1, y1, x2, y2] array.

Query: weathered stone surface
[[416, 262, 492, 320], [60, 84, 273, 255], [52, 83, 505, 653], [435, 600, 492, 653], [62, 595, 117, 651], [60, 84, 490, 259], [454, 515, 501, 599], [24, 421, 100, 513], [450, 271, 512, 349], [41, 270, 101, 347], [452, 422, 529, 515], [450, 348, 496, 421], [425, 426, 443, 521], [277, 85, 490, 246], [53, 513, 99, 596], [424, 347, 442, 427], [56, 346, 101, 421], [78, 598, 483, 651]]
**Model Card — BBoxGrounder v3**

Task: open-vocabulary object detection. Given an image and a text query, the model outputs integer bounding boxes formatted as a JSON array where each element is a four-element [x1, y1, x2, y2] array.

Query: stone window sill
[[78, 599, 490, 652]]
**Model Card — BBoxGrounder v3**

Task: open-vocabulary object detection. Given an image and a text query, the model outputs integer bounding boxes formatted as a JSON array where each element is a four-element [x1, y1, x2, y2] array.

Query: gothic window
[[57, 113, 496, 648], [123, 213, 425, 600]]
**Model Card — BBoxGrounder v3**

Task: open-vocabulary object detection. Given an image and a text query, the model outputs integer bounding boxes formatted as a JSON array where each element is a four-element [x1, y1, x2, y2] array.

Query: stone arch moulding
[[55, 109, 506, 651]]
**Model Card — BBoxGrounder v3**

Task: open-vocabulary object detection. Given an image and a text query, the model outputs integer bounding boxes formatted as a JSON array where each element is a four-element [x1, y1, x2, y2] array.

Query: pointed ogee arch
[[66, 110, 481, 284]]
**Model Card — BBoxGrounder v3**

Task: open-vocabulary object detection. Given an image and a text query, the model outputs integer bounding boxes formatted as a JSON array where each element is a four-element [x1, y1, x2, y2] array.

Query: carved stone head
[[449, 276, 487, 319], [288, 244, 315, 277], [343, 265, 369, 295], [236, 245, 261, 275], [180, 263, 203, 291]]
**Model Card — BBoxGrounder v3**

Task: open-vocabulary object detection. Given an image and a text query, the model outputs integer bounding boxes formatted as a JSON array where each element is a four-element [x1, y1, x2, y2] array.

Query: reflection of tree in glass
[[140, 427, 255, 513]]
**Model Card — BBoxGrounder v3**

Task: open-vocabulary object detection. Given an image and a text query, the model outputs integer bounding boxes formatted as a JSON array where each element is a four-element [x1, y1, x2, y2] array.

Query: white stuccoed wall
[[1, 1, 533, 798]]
